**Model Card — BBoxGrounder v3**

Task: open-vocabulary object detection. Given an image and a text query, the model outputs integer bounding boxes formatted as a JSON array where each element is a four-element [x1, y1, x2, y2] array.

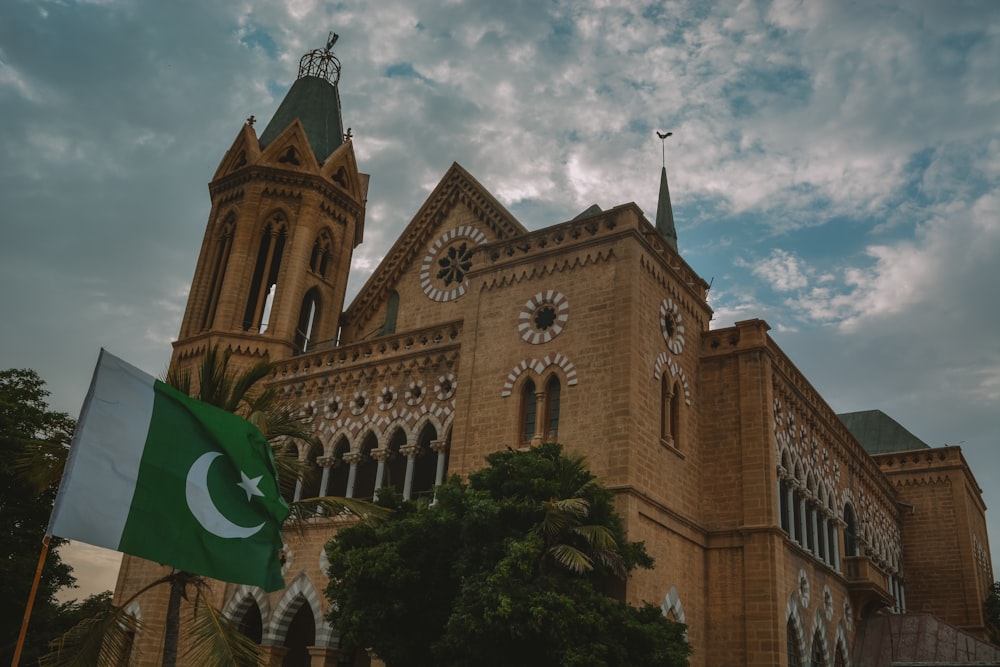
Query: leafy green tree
[[325, 443, 692, 667], [1, 368, 77, 666], [985, 582, 1000, 645]]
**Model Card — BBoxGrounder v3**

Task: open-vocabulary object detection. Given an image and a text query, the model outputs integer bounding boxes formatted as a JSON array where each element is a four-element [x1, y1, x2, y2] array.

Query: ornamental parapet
[[272, 321, 462, 380]]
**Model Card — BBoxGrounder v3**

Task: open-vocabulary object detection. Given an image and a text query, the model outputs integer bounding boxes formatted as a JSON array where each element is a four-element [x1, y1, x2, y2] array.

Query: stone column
[[317, 456, 332, 498], [370, 448, 390, 492], [343, 451, 361, 499], [830, 519, 841, 571], [400, 442, 418, 500], [430, 439, 448, 487], [531, 391, 546, 445]]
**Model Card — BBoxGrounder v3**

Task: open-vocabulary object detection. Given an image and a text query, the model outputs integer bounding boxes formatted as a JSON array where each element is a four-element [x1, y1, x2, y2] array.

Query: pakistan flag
[[49, 350, 289, 592]]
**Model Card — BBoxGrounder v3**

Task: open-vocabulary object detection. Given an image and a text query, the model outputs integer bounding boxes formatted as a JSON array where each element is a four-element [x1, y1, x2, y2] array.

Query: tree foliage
[[1, 368, 77, 665], [985, 582, 1000, 645], [325, 443, 691, 667]]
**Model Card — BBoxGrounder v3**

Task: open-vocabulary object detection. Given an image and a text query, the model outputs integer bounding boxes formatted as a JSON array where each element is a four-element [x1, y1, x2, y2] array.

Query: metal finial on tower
[[656, 130, 673, 168], [298, 32, 342, 85]]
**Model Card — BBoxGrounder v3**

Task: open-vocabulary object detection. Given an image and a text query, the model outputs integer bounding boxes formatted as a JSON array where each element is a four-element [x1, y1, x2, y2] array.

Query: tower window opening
[[545, 376, 561, 441], [521, 379, 537, 444], [200, 215, 235, 332], [243, 215, 288, 332]]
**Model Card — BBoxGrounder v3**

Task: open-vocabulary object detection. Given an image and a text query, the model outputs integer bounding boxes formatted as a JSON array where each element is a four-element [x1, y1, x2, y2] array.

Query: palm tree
[[32, 347, 387, 666]]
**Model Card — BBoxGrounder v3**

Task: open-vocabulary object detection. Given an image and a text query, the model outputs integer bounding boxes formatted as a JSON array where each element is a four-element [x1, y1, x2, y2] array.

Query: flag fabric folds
[[48, 350, 289, 591]]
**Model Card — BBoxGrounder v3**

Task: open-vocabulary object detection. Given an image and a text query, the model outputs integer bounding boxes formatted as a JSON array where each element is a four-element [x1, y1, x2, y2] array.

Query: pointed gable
[[320, 139, 365, 205], [258, 119, 321, 173], [212, 123, 263, 181], [341, 163, 528, 340]]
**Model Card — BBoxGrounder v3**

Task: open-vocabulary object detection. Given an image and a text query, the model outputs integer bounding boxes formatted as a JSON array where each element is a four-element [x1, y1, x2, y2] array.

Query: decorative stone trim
[[404, 380, 426, 406], [798, 569, 810, 608], [822, 585, 834, 621], [652, 353, 692, 405], [420, 225, 489, 302], [500, 354, 579, 397], [434, 374, 457, 401], [323, 396, 343, 420], [518, 290, 569, 344], [349, 391, 368, 416], [660, 297, 686, 354], [376, 385, 397, 411], [661, 586, 686, 623]]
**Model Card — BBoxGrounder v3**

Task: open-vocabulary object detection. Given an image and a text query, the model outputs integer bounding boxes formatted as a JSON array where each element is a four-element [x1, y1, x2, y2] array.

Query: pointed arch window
[[382, 290, 400, 336], [294, 288, 320, 353], [309, 228, 334, 279], [243, 213, 288, 332], [787, 618, 802, 667], [844, 503, 860, 557], [545, 376, 561, 441], [200, 214, 235, 331], [811, 630, 826, 667], [327, 437, 351, 498], [521, 379, 537, 444], [660, 376, 682, 447]]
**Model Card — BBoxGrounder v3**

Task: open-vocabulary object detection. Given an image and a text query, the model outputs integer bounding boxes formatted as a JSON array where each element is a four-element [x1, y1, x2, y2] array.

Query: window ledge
[[660, 438, 685, 460]]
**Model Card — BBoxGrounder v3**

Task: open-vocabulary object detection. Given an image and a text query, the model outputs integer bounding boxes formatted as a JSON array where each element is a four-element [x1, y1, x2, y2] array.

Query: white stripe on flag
[[48, 349, 155, 550]]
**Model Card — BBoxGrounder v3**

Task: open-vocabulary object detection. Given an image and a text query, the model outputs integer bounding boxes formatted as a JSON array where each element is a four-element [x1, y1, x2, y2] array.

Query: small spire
[[655, 131, 678, 252]]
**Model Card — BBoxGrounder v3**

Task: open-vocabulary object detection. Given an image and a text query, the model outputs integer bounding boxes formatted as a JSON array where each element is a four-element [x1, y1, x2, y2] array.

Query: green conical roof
[[259, 75, 344, 162], [655, 166, 678, 251]]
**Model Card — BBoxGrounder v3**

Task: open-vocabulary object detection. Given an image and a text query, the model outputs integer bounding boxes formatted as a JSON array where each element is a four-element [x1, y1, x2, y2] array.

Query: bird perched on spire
[[656, 131, 672, 139]]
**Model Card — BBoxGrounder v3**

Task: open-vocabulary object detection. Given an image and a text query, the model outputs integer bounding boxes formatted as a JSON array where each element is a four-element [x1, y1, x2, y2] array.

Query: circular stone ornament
[[660, 297, 686, 354], [518, 290, 569, 344], [420, 226, 489, 302]]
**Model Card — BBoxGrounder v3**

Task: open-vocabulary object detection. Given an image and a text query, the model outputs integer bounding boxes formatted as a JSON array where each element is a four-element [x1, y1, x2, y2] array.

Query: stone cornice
[[209, 165, 365, 224]]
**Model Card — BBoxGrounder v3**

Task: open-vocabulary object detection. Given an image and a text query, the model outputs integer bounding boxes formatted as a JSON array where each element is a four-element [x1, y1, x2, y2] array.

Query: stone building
[[112, 40, 997, 666]]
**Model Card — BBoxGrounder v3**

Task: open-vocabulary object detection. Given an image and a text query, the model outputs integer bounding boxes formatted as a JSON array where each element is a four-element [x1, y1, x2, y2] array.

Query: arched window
[[545, 376, 561, 441], [299, 443, 321, 501], [669, 380, 681, 445], [243, 213, 288, 332], [383, 428, 407, 496], [327, 437, 351, 497], [411, 423, 438, 499], [659, 374, 672, 444], [787, 618, 802, 667], [811, 630, 826, 667], [521, 379, 537, 444], [353, 434, 379, 500], [382, 290, 400, 336], [779, 452, 793, 536], [844, 503, 859, 557], [834, 644, 847, 667], [235, 599, 263, 644], [309, 228, 333, 279], [283, 599, 315, 667], [294, 288, 320, 353], [200, 214, 235, 331]]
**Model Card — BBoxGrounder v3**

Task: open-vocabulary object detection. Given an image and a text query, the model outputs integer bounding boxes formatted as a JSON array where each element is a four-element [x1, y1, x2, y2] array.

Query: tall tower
[[173, 34, 368, 376]]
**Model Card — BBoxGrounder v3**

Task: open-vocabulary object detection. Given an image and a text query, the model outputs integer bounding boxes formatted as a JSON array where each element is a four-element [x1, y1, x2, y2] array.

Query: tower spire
[[258, 33, 346, 162], [655, 131, 678, 252]]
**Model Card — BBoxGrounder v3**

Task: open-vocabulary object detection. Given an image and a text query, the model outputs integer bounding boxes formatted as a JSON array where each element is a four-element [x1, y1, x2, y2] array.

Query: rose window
[[420, 226, 489, 302], [519, 291, 569, 344], [436, 243, 473, 286]]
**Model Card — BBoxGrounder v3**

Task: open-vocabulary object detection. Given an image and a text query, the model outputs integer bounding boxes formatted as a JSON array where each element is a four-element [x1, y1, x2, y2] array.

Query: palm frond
[[534, 497, 589, 541], [184, 589, 262, 667], [545, 543, 594, 574], [39, 604, 141, 667], [16, 436, 68, 492]]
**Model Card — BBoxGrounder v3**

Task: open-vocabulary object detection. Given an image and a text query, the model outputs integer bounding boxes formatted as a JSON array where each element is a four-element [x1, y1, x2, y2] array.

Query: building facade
[[113, 42, 997, 667]]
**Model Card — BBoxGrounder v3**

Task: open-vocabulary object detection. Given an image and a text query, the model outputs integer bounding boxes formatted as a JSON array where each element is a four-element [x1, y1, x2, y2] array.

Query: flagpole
[[11, 535, 51, 667]]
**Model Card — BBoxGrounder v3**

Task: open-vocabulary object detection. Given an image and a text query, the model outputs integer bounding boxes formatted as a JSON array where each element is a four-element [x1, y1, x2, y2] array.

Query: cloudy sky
[[2, 0, 998, 601]]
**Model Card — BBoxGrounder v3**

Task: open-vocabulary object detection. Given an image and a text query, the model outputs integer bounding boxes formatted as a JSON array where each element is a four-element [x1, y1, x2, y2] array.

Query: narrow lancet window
[[243, 213, 288, 332]]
